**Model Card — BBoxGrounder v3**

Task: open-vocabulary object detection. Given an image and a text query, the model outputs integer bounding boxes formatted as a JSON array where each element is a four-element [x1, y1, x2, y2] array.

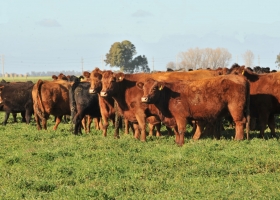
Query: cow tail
[[69, 82, 77, 123], [245, 81, 250, 140], [33, 79, 45, 121]]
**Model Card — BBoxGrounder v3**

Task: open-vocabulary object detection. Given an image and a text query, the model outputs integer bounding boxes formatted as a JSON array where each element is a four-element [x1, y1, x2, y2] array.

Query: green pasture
[[1, 112, 280, 199], [1, 76, 52, 82]]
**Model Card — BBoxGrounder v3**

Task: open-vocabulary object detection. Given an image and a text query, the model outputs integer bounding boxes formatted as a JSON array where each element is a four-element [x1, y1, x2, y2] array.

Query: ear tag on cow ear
[[241, 70, 244, 75], [159, 85, 163, 91], [119, 77, 122, 80]]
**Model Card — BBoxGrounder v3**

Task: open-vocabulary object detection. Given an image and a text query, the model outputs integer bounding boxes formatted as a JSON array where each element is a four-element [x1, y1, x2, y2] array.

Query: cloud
[[36, 19, 61, 27], [131, 10, 153, 18]]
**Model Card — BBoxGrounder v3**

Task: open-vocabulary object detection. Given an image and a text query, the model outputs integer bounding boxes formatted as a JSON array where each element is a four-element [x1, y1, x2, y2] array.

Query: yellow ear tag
[[119, 77, 122, 80], [159, 85, 163, 91], [241, 70, 244, 75]]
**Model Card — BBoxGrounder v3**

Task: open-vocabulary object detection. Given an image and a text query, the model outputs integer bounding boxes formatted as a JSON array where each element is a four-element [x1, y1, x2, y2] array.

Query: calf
[[69, 81, 102, 135], [32, 79, 71, 130], [0, 82, 34, 125], [89, 68, 133, 138], [228, 64, 280, 138], [138, 75, 250, 146]]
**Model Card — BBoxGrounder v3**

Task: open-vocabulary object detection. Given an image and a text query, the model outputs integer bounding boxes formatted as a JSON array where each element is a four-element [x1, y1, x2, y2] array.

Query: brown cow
[[32, 79, 71, 130], [228, 64, 280, 138], [89, 68, 131, 138], [137, 75, 250, 146], [52, 73, 68, 81], [99, 69, 229, 142]]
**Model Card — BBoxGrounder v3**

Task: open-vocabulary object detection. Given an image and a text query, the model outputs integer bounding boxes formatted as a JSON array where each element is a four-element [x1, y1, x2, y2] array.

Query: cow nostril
[[100, 91, 107, 97], [89, 88, 95, 94], [141, 97, 149, 102]]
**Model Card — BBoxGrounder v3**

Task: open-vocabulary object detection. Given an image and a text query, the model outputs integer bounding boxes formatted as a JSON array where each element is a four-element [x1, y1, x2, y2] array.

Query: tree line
[[5, 40, 280, 76]]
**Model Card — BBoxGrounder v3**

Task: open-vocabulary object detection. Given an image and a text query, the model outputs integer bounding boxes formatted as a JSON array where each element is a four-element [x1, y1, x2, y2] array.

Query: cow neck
[[154, 87, 173, 118], [247, 72, 280, 101], [112, 78, 136, 111], [243, 70, 259, 82]]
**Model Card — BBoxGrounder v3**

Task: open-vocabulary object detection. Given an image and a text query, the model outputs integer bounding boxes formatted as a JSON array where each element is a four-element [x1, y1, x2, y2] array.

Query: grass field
[[1, 112, 280, 199], [1, 76, 52, 82]]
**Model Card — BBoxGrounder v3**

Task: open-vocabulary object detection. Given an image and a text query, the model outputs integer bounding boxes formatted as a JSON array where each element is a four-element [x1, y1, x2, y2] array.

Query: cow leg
[[132, 123, 140, 139], [135, 115, 147, 142], [3, 112, 10, 125], [102, 115, 109, 137], [81, 117, 87, 133], [213, 120, 221, 140], [148, 123, 154, 136], [234, 120, 245, 140], [189, 120, 197, 136], [53, 115, 62, 130], [87, 116, 93, 133], [12, 113, 17, 123], [192, 120, 205, 140], [268, 114, 276, 138], [25, 110, 32, 124], [258, 113, 269, 139], [155, 123, 161, 137], [42, 118, 47, 130], [166, 126, 173, 136], [21, 112, 26, 123], [74, 114, 83, 135], [124, 118, 130, 134], [176, 117, 187, 146], [114, 116, 121, 139], [93, 117, 100, 130], [172, 126, 180, 144], [34, 113, 42, 130]]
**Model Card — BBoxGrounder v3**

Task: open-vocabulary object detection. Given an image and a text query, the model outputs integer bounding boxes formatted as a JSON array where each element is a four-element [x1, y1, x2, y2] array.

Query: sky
[[1, 0, 280, 75]]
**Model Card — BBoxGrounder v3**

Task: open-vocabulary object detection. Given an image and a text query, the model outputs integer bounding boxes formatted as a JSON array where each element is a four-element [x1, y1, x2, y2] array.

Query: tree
[[242, 50, 254, 68], [104, 40, 150, 73], [178, 47, 232, 70], [276, 53, 280, 68]]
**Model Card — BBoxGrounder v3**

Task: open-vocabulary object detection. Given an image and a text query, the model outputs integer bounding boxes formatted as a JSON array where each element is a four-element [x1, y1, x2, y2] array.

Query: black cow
[[69, 81, 102, 134], [0, 82, 34, 125]]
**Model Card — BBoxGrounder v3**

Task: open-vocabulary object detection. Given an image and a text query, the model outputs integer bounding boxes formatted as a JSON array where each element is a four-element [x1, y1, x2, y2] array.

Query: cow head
[[89, 68, 103, 94], [137, 78, 164, 103], [100, 71, 124, 97], [227, 63, 246, 75]]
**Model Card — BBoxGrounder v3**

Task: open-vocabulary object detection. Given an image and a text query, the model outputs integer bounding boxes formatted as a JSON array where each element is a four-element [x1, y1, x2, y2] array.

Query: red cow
[[138, 75, 250, 146], [99, 69, 230, 142], [32, 79, 71, 130], [89, 68, 131, 138], [228, 64, 280, 138]]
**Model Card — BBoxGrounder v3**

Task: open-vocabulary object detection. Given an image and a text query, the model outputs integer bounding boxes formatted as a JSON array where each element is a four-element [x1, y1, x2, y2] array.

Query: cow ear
[[83, 71, 90, 78], [136, 82, 144, 90], [157, 82, 165, 91], [94, 72, 102, 80], [115, 72, 125, 82]]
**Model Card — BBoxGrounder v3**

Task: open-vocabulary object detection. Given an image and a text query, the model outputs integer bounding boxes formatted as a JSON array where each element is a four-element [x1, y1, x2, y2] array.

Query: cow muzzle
[[89, 88, 96, 94], [100, 91, 108, 97], [141, 96, 149, 103]]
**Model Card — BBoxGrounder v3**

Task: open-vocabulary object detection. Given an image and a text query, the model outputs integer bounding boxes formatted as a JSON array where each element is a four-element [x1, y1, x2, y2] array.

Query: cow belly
[[123, 111, 137, 123], [189, 104, 226, 120]]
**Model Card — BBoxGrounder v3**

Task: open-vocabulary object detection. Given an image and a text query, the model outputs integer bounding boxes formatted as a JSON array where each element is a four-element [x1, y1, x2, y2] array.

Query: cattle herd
[[0, 64, 279, 146]]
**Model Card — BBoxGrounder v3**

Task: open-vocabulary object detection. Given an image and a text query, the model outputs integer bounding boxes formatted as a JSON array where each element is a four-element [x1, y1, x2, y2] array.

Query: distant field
[[1, 76, 52, 82], [1, 112, 280, 199]]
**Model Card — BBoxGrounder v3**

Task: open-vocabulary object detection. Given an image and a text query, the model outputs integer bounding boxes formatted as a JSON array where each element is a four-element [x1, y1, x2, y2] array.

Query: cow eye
[[153, 87, 157, 90], [111, 78, 116, 82]]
